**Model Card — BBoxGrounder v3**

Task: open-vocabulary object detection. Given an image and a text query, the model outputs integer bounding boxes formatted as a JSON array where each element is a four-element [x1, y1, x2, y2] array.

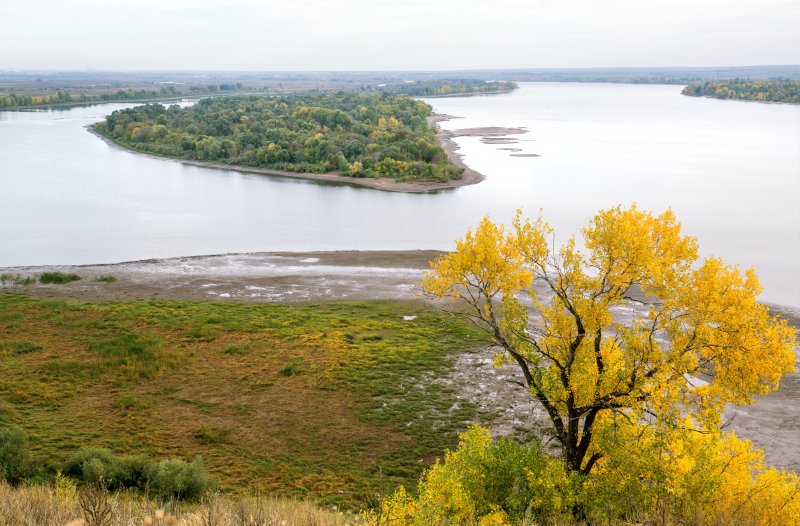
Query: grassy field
[[0, 293, 486, 507]]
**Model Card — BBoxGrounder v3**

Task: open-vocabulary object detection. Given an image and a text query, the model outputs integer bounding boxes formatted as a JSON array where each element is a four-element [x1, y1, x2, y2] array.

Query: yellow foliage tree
[[423, 205, 796, 476]]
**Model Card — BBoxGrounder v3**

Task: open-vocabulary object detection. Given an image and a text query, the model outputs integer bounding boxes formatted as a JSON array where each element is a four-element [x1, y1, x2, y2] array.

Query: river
[[1, 83, 798, 307]]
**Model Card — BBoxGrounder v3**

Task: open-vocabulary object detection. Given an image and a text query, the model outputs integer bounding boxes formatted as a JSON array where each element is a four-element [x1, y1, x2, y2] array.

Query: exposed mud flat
[[2, 250, 797, 471], [0, 251, 439, 303]]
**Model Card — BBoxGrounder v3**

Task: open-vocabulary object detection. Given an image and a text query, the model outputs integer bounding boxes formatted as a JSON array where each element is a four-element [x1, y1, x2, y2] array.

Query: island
[[372, 78, 518, 97], [92, 92, 481, 191], [681, 80, 800, 103]]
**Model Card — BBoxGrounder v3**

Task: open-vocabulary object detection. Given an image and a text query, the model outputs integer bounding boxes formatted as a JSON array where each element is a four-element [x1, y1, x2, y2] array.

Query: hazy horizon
[[3, 65, 799, 74], [2, 0, 798, 71]]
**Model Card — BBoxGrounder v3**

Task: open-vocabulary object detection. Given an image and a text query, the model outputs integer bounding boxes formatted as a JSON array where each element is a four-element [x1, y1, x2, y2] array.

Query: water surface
[[1, 83, 798, 306]]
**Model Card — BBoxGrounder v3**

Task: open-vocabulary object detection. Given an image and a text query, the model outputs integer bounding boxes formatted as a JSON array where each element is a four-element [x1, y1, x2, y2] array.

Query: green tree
[[0, 427, 32, 484]]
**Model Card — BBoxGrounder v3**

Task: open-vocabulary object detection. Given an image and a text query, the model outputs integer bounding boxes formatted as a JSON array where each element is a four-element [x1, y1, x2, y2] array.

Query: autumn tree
[[423, 205, 796, 476]]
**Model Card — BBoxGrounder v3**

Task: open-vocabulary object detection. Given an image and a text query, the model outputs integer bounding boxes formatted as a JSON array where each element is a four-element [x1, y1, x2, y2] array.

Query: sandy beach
[[87, 115, 526, 193]]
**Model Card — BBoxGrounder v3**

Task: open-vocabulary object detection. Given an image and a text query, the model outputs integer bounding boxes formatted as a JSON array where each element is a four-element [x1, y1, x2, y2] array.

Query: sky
[[1, 0, 798, 71]]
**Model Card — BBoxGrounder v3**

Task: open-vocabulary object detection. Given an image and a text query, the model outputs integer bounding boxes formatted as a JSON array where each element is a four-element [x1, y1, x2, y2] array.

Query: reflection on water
[[1, 83, 798, 306]]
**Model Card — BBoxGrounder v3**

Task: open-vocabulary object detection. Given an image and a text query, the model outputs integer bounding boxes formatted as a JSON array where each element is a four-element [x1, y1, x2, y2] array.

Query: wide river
[[1, 83, 798, 307]]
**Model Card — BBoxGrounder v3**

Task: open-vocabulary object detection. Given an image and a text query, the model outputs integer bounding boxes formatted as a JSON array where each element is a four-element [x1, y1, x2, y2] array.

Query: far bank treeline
[[0, 84, 245, 109], [375, 79, 517, 97], [682, 80, 800, 103], [94, 92, 464, 182]]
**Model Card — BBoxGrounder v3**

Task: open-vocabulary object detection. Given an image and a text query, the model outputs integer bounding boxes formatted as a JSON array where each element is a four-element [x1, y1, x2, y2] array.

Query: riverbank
[[2, 249, 798, 473], [87, 115, 525, 193]]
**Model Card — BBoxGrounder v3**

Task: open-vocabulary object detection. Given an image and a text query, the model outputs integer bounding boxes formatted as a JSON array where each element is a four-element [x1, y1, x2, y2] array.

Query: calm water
[[1, 83, 798, 306]]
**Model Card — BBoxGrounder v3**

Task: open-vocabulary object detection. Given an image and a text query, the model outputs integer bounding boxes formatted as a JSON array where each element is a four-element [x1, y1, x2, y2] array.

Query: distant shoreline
[[87, 115, 507, 193]]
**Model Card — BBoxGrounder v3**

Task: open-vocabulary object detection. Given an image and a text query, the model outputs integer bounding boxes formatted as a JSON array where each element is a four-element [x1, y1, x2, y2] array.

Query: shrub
[[0, 427, 32, 484], [62, 447, 118, 485], [366, 425, 576, 525], [95, 275, 117, 283], [149, 457, 210, 500], [63, 447, 209, 498], [40, 272, 81, 284], [113, 454, 152, 490]]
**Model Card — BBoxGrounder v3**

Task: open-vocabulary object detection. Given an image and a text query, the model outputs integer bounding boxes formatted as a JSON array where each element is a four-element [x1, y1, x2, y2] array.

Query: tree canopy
[[94, 92, 463, 183], [682, 80, 800, 103], [372, 79, 518, 97], [423, 205, 796, 475]]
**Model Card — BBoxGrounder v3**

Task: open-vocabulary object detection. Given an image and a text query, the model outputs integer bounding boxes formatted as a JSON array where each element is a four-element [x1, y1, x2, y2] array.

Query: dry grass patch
[[0, 481, 358, 525]]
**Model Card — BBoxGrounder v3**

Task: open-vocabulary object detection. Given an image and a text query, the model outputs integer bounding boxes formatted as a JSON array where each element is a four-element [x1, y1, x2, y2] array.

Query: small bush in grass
[[95, 275, 117, 283], [113, 454, 152, 490], [194, 426, 234, 444], [0, 340, 42, 356], [115, 394, 152, 410], [150, 457, 210, 500], [279, 358, 304, 376], [63, 447, 118, 485], [40, 272, 81, 284], [0, 427, 32, 485]]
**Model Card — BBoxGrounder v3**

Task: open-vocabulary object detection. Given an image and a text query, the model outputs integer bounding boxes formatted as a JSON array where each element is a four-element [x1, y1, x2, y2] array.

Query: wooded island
[[682, 80, 800, 103], [94, 92, 464, 183]]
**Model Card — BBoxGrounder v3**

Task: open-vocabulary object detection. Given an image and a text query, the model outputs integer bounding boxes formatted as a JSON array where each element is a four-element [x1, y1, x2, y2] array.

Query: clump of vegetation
[[95, 275, 117, 283], [279, 357, 304, 376], [39, 272, 81, 284], [368, 425, 800, 525], [682, 80, 800, 103], [61, 446, 210, 499], [0, 340, 43, 356], [0, 274, 36, 286], [149, 458, 210, 500], [0, 428, 32, 485], [193, 426, 234, 444], [94, 92, 464, 182]]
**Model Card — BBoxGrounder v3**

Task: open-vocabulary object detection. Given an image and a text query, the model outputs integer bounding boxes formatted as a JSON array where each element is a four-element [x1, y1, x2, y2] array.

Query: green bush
[[0, 427, 32, 484], [62, 447, 118, 484], [39, 272, 81, 284], [150, 457, 210, 500], [114, 454, 152, 489], [63, 447, 209, 498]]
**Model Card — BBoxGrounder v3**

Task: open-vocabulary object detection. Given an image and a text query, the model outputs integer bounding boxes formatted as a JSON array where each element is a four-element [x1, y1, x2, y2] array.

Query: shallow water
[[1, 83, 798, 306]]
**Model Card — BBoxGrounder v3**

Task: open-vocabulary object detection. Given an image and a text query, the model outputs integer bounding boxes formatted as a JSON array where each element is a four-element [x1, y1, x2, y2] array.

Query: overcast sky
[[1, 0, 798, 71]]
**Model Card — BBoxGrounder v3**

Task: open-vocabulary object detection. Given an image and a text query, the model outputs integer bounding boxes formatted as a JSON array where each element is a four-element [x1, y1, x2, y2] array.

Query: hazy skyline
[[2, 0, 798, 71]]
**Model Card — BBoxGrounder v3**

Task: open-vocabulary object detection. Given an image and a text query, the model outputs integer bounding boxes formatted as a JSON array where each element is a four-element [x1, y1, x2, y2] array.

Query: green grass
[[0, 293, 485, 507], [39, 272, 81, 284], [0, 274, 35, 286], [95, 275, 117, 283]]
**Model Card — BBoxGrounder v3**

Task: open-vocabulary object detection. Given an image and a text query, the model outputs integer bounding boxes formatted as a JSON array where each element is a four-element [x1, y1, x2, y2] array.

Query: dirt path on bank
[[2, 250, 798, 472]]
